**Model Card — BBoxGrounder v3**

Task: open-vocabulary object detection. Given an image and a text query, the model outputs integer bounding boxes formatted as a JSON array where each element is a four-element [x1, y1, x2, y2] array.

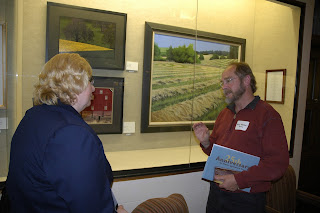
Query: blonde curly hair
[[33, 53, 92, 106]]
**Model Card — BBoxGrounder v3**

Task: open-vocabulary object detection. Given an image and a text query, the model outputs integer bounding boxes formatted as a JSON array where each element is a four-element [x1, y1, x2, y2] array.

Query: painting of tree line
[[46, 2, 127, 70], [150, 33, 240, 124], [59, 16, 116, 58]]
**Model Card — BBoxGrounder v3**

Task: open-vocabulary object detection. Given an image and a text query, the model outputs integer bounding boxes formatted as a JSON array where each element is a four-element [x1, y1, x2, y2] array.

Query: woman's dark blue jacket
[[6, 103, 114, 212]]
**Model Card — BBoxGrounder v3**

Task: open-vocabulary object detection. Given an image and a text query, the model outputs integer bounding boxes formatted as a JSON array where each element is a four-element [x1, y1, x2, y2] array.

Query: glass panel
[[191, 0, 255, 165], [0, 22, 8, 180], [101, 0, 199, 171], [191, 0, 301, 161], [0, 0, 303, 179]]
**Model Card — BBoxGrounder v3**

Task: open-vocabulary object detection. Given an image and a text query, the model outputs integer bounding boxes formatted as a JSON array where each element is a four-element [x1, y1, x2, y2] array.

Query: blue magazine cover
[[202, 144, 260, 192]]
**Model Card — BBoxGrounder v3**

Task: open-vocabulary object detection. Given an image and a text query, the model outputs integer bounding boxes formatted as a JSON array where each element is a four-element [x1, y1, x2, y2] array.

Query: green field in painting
[[59, 17, 114, 48], [150, 58, 237, 123]]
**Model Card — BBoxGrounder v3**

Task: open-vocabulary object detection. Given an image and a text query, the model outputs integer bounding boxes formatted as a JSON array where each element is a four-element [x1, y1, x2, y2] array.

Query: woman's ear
[[71, 96, 79, 108]]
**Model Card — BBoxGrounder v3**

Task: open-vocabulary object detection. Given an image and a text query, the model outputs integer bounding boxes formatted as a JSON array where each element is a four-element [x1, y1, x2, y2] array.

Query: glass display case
[[0, 0, 305, 179]]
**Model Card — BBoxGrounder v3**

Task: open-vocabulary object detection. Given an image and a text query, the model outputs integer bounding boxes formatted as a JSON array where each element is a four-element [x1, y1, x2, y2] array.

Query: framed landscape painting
[[81, 77, 124, 134], [141, 22, 246, 133], [46, 2, 126, 70]]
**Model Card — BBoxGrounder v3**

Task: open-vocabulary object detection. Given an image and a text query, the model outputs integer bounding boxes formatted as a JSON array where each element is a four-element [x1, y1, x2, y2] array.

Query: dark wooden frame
[[81, 76, 124, 134], [265, 69, 286, 104], [46, 2, 127, 70], [141, 22, 246, 133]]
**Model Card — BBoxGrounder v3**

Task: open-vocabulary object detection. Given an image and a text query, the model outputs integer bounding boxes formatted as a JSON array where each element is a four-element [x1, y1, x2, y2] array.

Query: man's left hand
[[214, 174, 239, 191]]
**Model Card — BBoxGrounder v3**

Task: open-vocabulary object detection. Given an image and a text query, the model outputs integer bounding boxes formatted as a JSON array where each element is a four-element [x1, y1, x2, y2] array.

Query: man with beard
[[193, 62, 289, 213]]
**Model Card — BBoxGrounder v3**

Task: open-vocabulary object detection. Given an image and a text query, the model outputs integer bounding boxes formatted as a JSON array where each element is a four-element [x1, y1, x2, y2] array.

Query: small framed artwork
[[0, 22, 7, 109], [265, 69, 286, 104], [46, 2, 127, 70], [81, 77, 124, 134], [141, 22, 246, 133]]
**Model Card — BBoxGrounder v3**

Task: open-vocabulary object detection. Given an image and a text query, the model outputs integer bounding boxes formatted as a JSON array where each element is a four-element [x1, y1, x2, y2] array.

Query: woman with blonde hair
[[6, 53, 127, 213]]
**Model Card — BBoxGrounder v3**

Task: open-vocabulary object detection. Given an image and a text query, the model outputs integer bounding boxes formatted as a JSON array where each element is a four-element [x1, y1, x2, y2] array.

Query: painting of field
[[150, 33, 240, 124], [59, 16, 115, 57]]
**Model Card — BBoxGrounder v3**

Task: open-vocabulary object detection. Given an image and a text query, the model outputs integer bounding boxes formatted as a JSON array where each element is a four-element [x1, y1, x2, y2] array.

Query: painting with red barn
[[81, 87, 113, 124]]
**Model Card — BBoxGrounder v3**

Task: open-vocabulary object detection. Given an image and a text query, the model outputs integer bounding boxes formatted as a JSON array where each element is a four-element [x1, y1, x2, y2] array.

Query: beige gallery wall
[[4, 0, 302, 173]]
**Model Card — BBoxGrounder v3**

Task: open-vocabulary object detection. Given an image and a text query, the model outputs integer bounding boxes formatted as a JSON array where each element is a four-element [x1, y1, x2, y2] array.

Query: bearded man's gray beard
[[223, 83, 245, 104]]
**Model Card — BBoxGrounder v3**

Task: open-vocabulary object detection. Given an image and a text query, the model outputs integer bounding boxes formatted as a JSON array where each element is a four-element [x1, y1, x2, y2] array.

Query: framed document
[[265, 69, 286, 104]]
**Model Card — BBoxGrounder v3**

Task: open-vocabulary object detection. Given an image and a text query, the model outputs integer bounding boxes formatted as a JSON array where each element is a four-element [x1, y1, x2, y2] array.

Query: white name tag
[[235, 120, 250, 131]]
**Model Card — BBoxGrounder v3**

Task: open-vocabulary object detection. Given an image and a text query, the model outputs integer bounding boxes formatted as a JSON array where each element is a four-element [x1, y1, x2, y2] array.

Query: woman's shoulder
[[25, 104, 91, 134], [28, 104, 80, 121]]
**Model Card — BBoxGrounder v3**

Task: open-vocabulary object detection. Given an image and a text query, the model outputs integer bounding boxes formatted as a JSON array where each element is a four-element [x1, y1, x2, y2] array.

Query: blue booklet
[[202, 144, 260, 192]]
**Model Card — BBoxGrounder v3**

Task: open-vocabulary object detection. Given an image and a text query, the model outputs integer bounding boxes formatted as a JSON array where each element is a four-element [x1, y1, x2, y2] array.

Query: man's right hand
[[193, 122, 210, 148]]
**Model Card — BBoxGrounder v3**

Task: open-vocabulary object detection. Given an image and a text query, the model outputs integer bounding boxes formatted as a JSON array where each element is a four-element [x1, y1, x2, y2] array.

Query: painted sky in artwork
[[154, 33, 231, 52]]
